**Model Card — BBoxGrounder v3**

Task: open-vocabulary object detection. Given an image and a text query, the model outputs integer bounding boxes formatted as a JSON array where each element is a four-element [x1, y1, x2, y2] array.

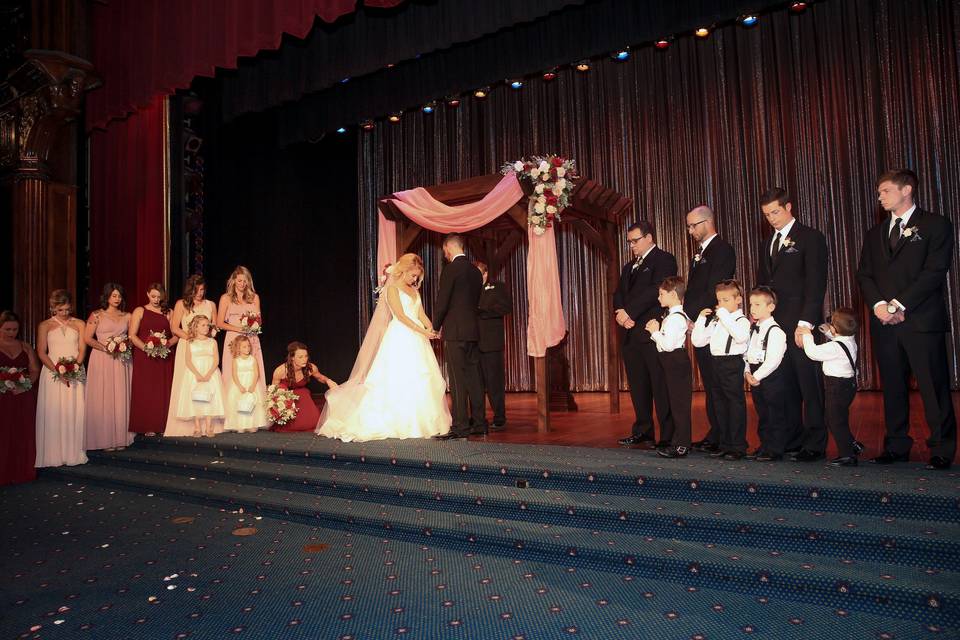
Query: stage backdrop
[[357, 0, 960, 392], [200, 108, 360, 386]]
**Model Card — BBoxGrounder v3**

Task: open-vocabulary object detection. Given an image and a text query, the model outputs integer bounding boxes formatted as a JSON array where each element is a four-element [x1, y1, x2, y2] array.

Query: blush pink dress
[[84, 312, 134, 450]]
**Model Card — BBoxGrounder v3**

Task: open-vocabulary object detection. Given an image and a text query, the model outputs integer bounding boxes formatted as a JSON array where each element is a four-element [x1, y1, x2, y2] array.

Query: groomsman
[[475, 261, 512, 430], [755, 188, 829, 461], [683, 206, 736, 453], [613, 221, 678, 447], [857, 169, 956, 470]]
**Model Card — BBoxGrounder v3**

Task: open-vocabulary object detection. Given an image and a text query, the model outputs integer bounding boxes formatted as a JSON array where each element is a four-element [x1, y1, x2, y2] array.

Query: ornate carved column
[[1, 50, 98, 343]]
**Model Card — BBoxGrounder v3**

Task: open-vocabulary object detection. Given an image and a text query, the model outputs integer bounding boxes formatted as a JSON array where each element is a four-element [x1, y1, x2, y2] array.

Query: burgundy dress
[[129, 308, 175, 434], [271, 375, 321, 432], [0, 349, 37, 485]]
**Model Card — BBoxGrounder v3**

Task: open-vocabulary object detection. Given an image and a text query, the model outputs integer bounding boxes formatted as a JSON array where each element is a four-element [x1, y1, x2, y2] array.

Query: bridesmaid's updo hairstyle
[[99, 282, 126, 311], [147, 282, 170, 314], [391, 253, 424, 287], [49, 289, 72, 315], [285, 341, 312, 387], [0, 310, 20, 330], [186, 314, 210, 340], [226, 266, 257, 304], [181, 274, 206, 312]]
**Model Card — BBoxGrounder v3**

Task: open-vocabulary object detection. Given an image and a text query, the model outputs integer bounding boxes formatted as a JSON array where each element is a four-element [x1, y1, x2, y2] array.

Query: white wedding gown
[[317, 286, 451, 442]]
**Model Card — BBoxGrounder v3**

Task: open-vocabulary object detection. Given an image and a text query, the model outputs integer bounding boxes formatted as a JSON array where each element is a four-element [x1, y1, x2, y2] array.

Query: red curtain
[[87, 0, 404, 130], [89, 95, 166, 308]]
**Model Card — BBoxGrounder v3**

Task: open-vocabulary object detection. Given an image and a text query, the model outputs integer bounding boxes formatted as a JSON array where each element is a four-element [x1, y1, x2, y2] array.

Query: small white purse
[[192, 384, 213, 403], [237, 392, 257, 414]]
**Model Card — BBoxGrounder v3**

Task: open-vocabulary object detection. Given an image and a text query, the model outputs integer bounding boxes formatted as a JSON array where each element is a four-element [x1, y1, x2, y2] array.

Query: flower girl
[[174, 315, 224, 437], [224, 335, 267, 433]]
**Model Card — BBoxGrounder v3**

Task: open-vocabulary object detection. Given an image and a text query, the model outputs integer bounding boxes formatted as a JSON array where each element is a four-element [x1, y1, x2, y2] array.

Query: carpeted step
[[133, 434, 960, 521], [46, 463, 960, 628], [87, 447, 960, 571]]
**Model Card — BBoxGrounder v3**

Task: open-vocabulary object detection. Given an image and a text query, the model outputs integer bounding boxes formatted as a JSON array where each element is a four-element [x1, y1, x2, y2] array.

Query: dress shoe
[[745, 448, 762, 460], [754, 452, 783, 462], [784, 446, 802, 455], [470, 424, 489, 435], [792, 450, 824, 462], [722, 451, 744, 461], [926, 456, 952, 470], [851, 440, 865, 454], [657, 446, 688, 458], [433, 432, 466, 441], [692, 440, 716, 452], [830, 456, 858, 467], [618, 434, 655, 447], [709, 448, 728, 458], [488, 423, 505, 432], [869, 451, 909, 464]]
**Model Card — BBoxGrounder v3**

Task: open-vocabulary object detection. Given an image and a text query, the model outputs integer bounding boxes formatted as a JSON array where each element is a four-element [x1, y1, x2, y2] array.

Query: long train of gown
[[318, 287, 451, 442]]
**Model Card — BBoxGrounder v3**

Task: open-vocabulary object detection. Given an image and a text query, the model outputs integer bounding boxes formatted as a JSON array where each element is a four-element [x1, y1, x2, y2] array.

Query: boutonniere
[[902, 225, 922, 241], [693, 252, 703, 265], [782, 237, 796, 249], [484, 284, 495, 290]]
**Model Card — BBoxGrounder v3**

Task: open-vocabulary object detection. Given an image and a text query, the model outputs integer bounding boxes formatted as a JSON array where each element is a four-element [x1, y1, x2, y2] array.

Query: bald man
[[683, 206, 736, 452]]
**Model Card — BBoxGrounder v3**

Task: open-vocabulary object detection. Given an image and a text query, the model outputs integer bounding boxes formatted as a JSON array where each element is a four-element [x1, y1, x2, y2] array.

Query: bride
[[317, 253, 451, 441]]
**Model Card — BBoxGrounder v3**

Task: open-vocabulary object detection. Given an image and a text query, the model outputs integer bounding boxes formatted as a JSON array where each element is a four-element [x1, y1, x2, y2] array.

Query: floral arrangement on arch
[[501, 155, 578, 235]]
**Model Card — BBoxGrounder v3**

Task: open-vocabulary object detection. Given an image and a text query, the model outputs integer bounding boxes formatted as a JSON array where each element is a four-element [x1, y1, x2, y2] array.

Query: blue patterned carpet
[[2, 432, 957, 639]]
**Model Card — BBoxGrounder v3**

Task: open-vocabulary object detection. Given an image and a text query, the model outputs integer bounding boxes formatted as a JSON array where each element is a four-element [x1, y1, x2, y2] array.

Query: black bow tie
[[751, 324, 760, 334]]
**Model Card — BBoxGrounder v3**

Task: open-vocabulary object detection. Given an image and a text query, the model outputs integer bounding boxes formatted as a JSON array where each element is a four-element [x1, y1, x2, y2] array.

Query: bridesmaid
[[269, 341, 337, 432], [217, 265, 268, 430], [84, 282, 134, 451], [165, 274, 221, 437], [36, 290, 88, 467], [129, 283, 177, 436], [0, 311, 41, 485]]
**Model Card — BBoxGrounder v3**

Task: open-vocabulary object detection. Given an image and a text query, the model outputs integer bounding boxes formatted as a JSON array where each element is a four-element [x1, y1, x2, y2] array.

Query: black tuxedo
[[613, 246, 678, 439], [435, 255, 486, 434], [683, 235, 736, 445], [756, 220, 829, 453], [857, 207, 956, 459], [478, 280, 513, 425]]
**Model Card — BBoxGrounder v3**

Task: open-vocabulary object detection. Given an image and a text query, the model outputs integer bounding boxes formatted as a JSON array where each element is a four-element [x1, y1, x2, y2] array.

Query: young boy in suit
[[798, 307, 860, 466], [691, 279, 751, 460], [645, 276, 691, 458], [744, 287, 789, 461]]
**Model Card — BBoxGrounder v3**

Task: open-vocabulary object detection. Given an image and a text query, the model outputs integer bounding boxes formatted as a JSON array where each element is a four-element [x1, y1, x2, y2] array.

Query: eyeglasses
[[686, 219, 708, 230], [627, 238, 643, 245]]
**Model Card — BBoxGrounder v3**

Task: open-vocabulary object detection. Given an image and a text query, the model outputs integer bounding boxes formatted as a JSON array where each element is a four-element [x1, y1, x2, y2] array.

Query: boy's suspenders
[[835, 340, 857, 377]]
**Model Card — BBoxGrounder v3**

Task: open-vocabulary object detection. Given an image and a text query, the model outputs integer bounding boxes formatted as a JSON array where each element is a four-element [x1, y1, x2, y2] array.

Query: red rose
[[552, 157, 564, 167]]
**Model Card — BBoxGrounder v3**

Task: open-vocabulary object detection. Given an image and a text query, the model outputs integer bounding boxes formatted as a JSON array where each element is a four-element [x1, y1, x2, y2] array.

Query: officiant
[[475, 261, 513, 430]]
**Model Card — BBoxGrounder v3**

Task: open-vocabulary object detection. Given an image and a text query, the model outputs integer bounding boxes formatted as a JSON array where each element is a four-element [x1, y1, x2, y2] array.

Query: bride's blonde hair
[[391, 253, 424, 287]]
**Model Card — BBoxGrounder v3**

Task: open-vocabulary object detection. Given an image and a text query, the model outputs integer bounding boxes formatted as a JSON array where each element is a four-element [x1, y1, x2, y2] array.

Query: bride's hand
[[327, 379, 339, 389]]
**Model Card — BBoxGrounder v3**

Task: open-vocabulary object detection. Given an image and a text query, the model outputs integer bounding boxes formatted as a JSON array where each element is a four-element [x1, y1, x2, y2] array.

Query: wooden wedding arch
[[379, 173, 632, 432]]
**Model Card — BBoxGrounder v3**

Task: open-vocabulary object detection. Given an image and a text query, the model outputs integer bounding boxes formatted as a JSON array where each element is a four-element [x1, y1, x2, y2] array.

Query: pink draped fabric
[[376, 173, 566, 357]]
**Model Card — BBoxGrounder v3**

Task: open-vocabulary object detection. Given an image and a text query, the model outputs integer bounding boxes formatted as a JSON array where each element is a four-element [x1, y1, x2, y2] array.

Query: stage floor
[[480, 391, 960, 463]]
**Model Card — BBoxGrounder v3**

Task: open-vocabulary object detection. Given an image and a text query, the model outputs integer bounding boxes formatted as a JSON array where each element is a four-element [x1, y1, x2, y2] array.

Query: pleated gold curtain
[[358, 0, 960, 391]]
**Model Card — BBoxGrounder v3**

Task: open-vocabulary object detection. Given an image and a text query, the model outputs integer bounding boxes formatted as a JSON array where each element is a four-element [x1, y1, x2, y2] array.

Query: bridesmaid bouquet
[[266, 384, 299, 425], [105, 334, 133, 362], [239, 312, 262, 335], [52, 357, 86, 386], [0, 366, 32, 393], [144, 330, 171, 359]]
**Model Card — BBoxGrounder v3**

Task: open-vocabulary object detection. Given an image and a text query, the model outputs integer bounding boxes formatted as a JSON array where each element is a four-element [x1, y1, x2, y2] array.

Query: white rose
[[546, 205, 557, 214], [540, 173, 549, 181], [537, 195, 547, 204], [556, 167, 566, 178], [513, 161, 524, 172], [119, 343, 127, 352], [556, 178, 566, 189], [252, 323, 260, 330], [538, 160, 550, 173], [528, 168, 540, 179], [5, 380, 14, 389], [533, 226, 546, 236], [552, 185, 563, 196], [534, 183, 545, 194], [534, 202, 546, 214], [145, 342, 154, 350], [57, 365, 67, 374]]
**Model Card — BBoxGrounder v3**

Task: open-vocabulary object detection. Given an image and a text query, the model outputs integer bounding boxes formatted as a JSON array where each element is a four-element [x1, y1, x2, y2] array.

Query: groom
[[433, 234, 488, 439]]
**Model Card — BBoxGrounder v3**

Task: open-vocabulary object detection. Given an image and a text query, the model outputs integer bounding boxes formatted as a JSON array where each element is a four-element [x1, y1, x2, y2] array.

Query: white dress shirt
[[873, 204, 917, 312], [691, 307, 750, 356], [771, 219, 796, 255], [699, 233, 717, 254], [649, 305, 689, 352], [801, 333, 857, 379], [744, 317, 787, 382]]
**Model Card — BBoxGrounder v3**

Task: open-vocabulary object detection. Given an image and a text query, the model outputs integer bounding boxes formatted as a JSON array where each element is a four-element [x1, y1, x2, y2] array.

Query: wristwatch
[[886, 303, 898, 314]]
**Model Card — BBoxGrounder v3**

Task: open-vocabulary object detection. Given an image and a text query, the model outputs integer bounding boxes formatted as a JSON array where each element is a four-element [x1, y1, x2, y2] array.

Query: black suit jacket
[[434, 254, 483, 342], [613, 246, 678, 344], [477, 280, 512, 352], [683, 235, 736, 319], [756, 221, 828, 333], [857, 208, 954, 333]]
